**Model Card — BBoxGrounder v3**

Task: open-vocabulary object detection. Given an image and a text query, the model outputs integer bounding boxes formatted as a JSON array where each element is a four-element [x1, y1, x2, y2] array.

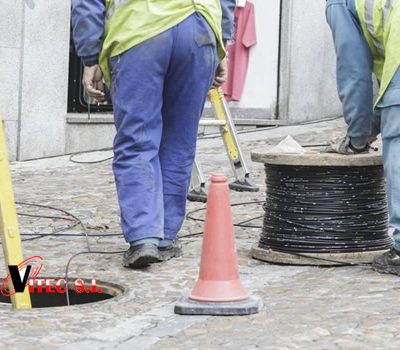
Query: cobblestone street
[[1, 119, 400, 350]]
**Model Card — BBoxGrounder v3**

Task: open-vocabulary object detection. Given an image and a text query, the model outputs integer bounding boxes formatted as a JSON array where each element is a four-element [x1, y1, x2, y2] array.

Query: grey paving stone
[[0, 121, 398, 349]]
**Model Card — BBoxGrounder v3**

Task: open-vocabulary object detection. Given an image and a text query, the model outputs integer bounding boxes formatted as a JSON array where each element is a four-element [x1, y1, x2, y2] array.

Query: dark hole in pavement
[[0, 278, 123, 308]]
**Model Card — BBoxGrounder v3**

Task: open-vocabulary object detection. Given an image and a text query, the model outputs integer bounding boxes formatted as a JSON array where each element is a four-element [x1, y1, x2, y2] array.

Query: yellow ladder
[[188, 88, 259, 202], [0, 117, 31, 309]]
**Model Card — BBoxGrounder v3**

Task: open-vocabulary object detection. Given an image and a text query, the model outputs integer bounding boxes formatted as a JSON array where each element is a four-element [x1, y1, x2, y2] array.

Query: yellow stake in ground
[[0, 117, 32, 309]]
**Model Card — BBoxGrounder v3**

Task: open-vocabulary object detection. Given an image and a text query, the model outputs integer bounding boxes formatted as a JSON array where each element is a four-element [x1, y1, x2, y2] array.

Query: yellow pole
[[0, 117, 32, 309]]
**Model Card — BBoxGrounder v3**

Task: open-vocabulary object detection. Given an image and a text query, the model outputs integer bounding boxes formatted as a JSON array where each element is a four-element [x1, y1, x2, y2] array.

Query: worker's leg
[[109, 31, 173, 244], [326, 0, 374, 147], [373, 67, 400, 274], [382, 109, 400, 252], [380, 68, 400, 251], [159, 13, 218, 241]]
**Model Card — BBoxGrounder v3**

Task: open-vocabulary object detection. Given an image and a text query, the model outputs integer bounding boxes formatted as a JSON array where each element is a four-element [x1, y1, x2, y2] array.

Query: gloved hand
[[325, 135, 376, 155]]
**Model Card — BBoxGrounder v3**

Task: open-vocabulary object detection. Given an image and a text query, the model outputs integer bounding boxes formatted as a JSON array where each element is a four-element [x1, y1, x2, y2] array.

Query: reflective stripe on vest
[[364, 0, 395, 55], [106, 0, 130, 20], [383, 0, 394, 23], [364, 0, 384, 55]]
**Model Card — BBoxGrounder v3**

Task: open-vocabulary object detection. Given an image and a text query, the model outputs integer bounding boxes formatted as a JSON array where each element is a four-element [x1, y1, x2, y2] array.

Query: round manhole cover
[[0, 278, 124, 308]]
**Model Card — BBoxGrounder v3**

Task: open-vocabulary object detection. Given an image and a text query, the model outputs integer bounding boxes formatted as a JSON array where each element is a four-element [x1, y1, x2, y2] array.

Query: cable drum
[[261, 164, 391, 253], [251, 150, 392, 265]]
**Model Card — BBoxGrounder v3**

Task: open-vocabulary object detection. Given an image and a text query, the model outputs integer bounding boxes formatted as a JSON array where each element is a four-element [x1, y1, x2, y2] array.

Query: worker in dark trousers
[[326, 0, 400, 275], [71, 0, 235, 268]]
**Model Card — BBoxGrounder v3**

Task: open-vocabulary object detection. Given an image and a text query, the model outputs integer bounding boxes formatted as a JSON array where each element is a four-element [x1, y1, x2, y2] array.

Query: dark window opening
[[68, 31, 113, 113]]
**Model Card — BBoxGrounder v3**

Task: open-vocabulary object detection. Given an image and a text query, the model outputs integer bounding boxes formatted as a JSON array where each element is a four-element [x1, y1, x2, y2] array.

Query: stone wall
[[279, 0, 342, 122]]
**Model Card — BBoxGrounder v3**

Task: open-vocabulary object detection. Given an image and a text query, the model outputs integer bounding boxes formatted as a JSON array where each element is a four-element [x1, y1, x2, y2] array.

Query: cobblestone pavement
[[1, 119, 400, 350]]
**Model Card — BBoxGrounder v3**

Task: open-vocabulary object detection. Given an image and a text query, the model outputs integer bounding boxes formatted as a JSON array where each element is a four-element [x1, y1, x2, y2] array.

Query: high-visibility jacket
[[355, 0, 400, 106], [99, 0, 226, 86]]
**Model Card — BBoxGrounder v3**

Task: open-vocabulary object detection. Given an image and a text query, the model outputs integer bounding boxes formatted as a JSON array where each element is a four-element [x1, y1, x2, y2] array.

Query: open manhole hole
[[0, 278, 124, 308]]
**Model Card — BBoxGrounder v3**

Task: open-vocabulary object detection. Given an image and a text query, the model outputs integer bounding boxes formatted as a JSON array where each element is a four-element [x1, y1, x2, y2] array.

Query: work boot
[[158, 240, 183, 262], [372, 248, 400, 276], [325, 135, 370, 155], [123, 243, 161, 269]]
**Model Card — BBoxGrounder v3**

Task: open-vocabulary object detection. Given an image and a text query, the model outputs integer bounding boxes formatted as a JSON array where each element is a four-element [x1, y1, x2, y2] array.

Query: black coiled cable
[[260, 164, 392, 254]]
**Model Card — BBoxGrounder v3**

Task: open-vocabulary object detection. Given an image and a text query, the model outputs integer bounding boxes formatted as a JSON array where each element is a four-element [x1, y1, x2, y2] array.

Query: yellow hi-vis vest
[[99, 0, 225, 87], [356, 0, 400, 107]]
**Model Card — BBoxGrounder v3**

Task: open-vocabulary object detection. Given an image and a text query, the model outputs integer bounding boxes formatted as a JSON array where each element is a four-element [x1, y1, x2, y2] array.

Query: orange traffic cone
[[175, 174, 262, 316]]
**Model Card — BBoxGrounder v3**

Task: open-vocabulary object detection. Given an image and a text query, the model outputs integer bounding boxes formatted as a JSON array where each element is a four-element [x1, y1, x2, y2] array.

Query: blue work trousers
[[109, 13, 218, 243], [380, 70, 400, 251], [326, 0, 400, 249], [326, 0, 380, 146]]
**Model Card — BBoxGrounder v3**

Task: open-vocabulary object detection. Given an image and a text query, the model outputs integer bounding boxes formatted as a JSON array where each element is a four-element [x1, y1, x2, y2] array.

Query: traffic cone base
[[175, 295, 262, 316], [190, 279, 249, 302], [175, 173, 262, 316]]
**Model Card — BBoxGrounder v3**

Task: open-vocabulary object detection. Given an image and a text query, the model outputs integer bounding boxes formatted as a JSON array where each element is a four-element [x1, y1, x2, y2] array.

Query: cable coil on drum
[[260, 164, 392, 254]]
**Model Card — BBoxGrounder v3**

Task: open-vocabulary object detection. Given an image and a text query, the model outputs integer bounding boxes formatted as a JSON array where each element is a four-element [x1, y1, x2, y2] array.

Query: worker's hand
[[213, 58, 228, 88], [82, 64, 105, 102]]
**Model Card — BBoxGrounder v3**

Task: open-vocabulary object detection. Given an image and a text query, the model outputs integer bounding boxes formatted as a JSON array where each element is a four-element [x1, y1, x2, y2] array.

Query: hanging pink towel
[[223, 1, 257, 102]]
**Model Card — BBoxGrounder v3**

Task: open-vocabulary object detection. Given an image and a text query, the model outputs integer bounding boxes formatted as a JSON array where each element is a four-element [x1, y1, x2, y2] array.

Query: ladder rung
[[199, 119, 226, 127]]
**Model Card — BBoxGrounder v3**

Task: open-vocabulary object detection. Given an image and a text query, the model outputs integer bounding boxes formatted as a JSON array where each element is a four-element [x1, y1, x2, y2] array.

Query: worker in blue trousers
[[326, 0, 400, 275], [71, 0, 235, 268]]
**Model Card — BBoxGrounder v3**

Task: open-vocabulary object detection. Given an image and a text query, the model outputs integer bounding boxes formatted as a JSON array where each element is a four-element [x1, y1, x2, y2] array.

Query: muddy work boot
[[123, 243, 161, 269], [325, 135, 371, 155], [158, 240, 183, 262], [372, 248, 400, 276]]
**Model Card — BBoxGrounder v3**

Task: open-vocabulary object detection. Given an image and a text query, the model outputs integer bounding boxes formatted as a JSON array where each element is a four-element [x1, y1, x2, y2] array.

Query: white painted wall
[[229, 0, 281, 115]]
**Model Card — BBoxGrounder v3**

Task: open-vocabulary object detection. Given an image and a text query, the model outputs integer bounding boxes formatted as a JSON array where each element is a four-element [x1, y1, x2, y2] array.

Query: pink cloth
[[223, 1, 257, 102]]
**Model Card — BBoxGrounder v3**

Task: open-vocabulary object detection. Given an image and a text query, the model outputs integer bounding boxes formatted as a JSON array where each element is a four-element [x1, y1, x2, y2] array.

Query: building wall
[[279, 0, 342, 122], [227, 0, 281, 119], [0, 0, 343, 161], [0, 0, 70, 161], [0, 0, 23, 161], [18, 0, 71, 160]]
